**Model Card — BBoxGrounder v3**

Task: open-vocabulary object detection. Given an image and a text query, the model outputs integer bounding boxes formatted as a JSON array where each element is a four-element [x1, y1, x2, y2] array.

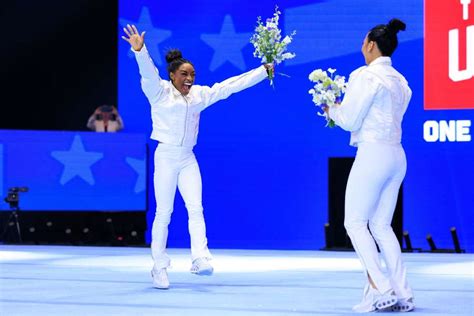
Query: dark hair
[[165, 49, 193, 79], [98, 105, 114, 112], [368, 18, 406, 56]]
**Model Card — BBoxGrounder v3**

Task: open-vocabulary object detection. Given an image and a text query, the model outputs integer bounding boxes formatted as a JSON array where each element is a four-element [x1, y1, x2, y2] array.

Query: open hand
[[121, 24, 145, 51]]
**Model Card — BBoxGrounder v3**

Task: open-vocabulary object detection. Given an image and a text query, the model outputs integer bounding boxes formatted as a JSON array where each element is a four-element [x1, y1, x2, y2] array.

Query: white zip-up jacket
[[328, 56, 412, 147], [133, 45, 268, 147]]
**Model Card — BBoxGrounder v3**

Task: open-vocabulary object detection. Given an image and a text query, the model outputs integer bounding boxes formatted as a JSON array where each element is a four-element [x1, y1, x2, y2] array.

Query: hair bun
[[387, 18, 406, 34], [165, 49, 183, 63]]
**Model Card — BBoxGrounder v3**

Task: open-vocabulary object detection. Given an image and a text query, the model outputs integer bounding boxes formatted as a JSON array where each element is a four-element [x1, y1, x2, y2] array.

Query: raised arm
[[122, 24, 165, 104], [198, 64, 272, 111]]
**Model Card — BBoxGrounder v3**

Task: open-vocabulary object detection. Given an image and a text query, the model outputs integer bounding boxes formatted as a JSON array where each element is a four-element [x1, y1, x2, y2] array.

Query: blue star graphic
[[201, 15, 252, 71], [126, 157, 146, 193], [120, 7, 172, 65], [51, 135, 103, 186]]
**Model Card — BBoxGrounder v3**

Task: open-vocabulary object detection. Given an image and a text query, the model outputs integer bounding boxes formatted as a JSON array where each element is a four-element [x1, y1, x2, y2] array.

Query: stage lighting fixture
[[450, 227, 465, 253], [324, 223, 332, 249], [80, 227, 94, 245], [105, 217, 118, 245], [403, 231, 413, 252], [64, 228, 75, 245], [426, 234, 437, 252]]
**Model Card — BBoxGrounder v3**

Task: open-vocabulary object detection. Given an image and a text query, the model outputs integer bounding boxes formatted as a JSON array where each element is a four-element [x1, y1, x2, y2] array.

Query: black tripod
[[1, 187, 28, 243], [1, 205, 22, 243]]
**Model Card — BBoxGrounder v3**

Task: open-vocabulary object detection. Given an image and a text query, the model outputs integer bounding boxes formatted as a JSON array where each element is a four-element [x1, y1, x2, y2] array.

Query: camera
[[95, 105, 117, 121], [4, 187, 29, 207]]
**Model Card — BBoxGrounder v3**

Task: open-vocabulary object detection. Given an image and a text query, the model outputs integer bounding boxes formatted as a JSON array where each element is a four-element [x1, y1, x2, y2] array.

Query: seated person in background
[[87, 105, 124, 132]]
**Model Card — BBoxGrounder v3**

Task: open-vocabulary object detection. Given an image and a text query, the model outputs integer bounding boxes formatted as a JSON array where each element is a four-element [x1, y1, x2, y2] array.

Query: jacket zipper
[[181, 95, 189, 146]]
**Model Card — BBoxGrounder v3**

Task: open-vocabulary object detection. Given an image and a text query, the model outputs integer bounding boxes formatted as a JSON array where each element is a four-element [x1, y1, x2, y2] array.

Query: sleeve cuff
[[132, 44, 148, 56], [257, 65, 269, 79], [328, 106, 335, 120]]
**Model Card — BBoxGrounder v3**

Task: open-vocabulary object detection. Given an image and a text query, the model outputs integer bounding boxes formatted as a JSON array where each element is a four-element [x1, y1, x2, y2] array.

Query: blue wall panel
[[0, 131, 147, 211], [118, 0, 474, 251]]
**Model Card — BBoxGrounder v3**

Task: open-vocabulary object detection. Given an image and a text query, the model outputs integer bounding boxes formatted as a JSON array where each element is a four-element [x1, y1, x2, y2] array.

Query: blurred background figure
[[87, 105, 124, 132]]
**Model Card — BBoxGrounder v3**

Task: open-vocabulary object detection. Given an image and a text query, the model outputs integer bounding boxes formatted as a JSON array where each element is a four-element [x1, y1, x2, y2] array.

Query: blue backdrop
[[118, 0, 474, 251], [0, 131, 147, 211]]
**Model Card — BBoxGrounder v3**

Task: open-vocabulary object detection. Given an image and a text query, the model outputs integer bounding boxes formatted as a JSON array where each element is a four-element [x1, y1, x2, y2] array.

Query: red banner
[[425, 0, 474, 110]]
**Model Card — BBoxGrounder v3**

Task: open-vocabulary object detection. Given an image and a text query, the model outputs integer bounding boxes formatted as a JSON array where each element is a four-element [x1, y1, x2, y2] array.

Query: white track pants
[[344, 142, 413, 299], [151, 143, 212, 269]]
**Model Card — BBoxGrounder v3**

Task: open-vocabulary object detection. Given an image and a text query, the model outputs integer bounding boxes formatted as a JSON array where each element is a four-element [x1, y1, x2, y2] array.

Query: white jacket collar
[[169, 81, 193, 101], [369, 56, 392, 67]]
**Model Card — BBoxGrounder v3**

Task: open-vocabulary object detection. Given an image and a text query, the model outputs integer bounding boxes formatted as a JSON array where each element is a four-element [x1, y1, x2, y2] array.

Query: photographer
[[87, 105, 124, 132]]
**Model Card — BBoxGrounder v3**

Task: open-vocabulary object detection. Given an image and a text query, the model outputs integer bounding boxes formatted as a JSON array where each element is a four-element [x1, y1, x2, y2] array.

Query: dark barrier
[[325, 157, 403, 251], [0, 211, 146, 246]]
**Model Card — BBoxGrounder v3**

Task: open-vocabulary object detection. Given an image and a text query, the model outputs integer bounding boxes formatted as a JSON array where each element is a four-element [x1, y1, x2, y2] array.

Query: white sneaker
[[390, 297, 415, 312], [352, 285, 398, 313], [374, 289, 398, 311], [190, 257, 214, 275], [352, 284, 377, 313], [151, 268, 169, 289]]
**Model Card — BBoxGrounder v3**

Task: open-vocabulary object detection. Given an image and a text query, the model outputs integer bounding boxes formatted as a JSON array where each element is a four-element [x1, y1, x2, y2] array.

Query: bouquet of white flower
[[308, 68, 347, 127], [250, 6, 296, 85]]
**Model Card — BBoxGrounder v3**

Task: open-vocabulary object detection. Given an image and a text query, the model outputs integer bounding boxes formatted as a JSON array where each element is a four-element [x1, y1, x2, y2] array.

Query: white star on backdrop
[[201, 15, 252, 71], [126, 157, 146, 193], [51, 135, 103, 186], [120, 7, 172, 65]]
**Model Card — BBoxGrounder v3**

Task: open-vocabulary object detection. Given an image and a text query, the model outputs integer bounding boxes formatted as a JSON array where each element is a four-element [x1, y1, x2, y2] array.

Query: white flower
[[282, 36, 292, 45], [250, 6, 296, 85], [309, 69, 328, 82], [325, 90, 336, 106], [308, 68, 348, 127], [266, 22, 278, 29], [281, 52, 296, 60], [334, 76, 347, 92]]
